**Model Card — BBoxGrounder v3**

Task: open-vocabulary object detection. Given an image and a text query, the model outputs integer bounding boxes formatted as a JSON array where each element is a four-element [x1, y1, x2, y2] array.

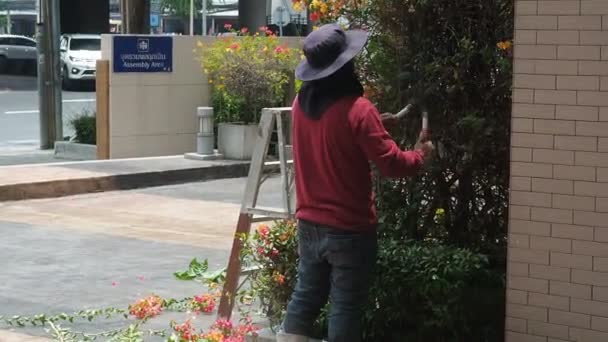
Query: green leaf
[[173, 258, 209, 280]]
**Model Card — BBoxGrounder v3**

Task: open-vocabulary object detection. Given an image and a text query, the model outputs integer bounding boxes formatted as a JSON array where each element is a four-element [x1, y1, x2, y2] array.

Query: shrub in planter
[[70, 111, 96, 145], [195, 27, 300, 160]]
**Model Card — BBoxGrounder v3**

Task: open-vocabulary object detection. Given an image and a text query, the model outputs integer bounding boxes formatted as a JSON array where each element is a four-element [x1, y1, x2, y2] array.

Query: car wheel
[[62, 66, 72, 90], [0, 56, 8, 74]]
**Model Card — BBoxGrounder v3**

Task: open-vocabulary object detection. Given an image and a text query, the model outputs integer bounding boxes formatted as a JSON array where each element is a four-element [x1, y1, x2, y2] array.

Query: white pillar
[[196, 107, 214, 155]]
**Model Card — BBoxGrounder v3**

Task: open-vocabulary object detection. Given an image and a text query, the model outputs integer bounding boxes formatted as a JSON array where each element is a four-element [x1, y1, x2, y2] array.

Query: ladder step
[[263, 160, 294, 167], [245, 208, 291, 220]]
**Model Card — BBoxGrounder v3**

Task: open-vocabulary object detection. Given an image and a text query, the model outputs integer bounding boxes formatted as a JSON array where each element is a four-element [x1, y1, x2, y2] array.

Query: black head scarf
[[297, 61, 364, 120]]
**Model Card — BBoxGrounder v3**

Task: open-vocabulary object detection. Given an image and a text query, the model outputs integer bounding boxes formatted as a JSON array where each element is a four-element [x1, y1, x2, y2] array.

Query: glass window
[[69, 38, 101, 51], [15, 38, 36, 47]]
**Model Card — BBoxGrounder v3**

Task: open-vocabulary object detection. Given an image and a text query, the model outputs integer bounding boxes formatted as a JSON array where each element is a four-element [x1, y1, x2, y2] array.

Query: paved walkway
[[0, 177, 281, 341]]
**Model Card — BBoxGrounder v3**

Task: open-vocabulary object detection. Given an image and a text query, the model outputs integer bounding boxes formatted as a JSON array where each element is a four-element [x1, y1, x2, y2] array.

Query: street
[[0, 177, 282, 340], [0, 75, 96, 150]]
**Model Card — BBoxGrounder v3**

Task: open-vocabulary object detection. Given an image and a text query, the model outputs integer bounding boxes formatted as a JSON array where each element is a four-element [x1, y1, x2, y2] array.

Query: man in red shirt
[[279, 24, 434, 342]]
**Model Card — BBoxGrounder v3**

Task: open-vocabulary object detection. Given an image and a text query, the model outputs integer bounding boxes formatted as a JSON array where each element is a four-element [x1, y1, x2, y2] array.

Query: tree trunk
[[122, 0, 150, 34]]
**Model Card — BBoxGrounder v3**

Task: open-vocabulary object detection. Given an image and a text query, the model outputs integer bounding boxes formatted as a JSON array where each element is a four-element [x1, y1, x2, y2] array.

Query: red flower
[[271, 248, 280, 258], [230, 42, 240, 50], [309, 12, 320, 22], [241, 27, 249, 34], [256, 247, 266, 256], [192, 293, 216, 314]]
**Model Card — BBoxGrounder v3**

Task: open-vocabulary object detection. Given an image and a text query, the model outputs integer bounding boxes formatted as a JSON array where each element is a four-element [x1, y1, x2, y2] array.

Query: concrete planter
[[218, 123, 258, 160], [54, 141, 97, 160]]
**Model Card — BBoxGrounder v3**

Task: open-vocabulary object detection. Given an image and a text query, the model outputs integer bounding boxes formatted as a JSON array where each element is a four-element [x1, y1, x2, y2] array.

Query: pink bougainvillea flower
[[224, 23, 233, 30], [259, 26, 268, 32], [129, 295, 164, 320], [111, 281, 119, 287], [230, 43, 240, 50], [192, 293, 216, 314], [241, 27, 249, 34], [256, 224, 269, 237], [136, 275, 145, 281], [271, 248, 280, 258], [309, 12, 320, 22]]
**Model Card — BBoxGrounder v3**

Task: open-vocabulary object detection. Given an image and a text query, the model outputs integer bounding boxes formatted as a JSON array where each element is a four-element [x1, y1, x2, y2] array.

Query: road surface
[[0, 75, 96, 150], [0, 177, 282, 340]]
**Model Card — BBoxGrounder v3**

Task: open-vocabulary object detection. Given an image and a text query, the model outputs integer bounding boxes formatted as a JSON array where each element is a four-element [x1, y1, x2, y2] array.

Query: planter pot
[[54, 141, 97, 160], [218, 123, 258, 160]]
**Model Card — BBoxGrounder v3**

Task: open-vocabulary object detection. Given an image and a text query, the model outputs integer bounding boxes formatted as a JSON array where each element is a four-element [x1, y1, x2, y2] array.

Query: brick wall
[[507, 1, 608, 341]]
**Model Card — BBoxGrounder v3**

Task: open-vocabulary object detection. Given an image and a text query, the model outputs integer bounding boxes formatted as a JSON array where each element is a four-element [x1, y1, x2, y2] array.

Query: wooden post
[[96, 60, 110, 159]]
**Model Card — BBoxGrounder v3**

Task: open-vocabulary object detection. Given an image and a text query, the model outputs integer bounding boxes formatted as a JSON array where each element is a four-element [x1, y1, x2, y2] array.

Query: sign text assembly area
[[113, 36, 173, 73]]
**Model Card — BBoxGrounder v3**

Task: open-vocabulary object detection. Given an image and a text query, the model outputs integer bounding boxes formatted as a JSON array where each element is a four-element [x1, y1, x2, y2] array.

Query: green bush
[[70, 112, 96, 145], [363, 240, 505, 342]]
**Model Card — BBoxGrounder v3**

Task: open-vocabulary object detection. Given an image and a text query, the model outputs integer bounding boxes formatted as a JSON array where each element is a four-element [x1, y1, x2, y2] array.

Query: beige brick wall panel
[[600, 77, 608, 91], [528, 320, 570, 339], [535, 90, 578, 105], [529, 292, 571, 311], [593, 257, 608, 272], [555, 105, 598, 121], [510, 261, 532, 277], [511, 233, 532, 249], [511, 219, 552, 236], [602, 46, 608, 61], [572, 269, 608, 287], [576, 152, 608, 168], [557, 75, 600, 90], [515, 89, 536, 103], [517, 59, 538, 74], [595, 228, 608, 242], [531, 236, 573, 253], [604, 15, 608, 30], [549, 309, 591, 329], [571, 298, 608, 317], [555, 136, 597, 152], [538, 30, 580, 45], [517, 45, 559, 60], [592, 286, 608, 302], [550, 280, 592, 300], [580, 31, 608, 45], [512, 191, 553, 207], [538, 1, 580, 15], [581, 1, 608, 15], [579, 61, 608, 76], [552, 223, 595, 241], [591, 316, 608, 333], [513, 147, 534, 162], [512, 205, 532, 220], [534, 119, 576, 135], [514, 118, 535, 133], [569, 327, 608, 341], [512, 176, 533, 191], [506, 331, 547, 342], [535, 60, 578, 75], [516, 15, 559, 30], [598, 168, 608, 182], [595, 198, 608, 212], [517, 1, 538, 16], [532, 178, 574, 195], [506, 317, 528, 333], [534, 149, 575, 165], [514, 103, 557, 119], [516, 75, 557, 89], [553, 194, 596, 211], [551, 251, 593, 270], [576, 121, 608, 137], [558, 15, 602, 30], [575, 181, 608, 197], [600, 107, 608, 121], [508, 289, 530, 305], [554, 165, 596, 181], [532, 207, 574, 224], [510, 247, 551, 265], [516, 30, 538, 45], [577, 91, 608, 107], [573, 239, 608, 257], [508, 303, 549, 321], [513, 162, 554, 178], [530, 264, 572, 281], [598, 138, 608, 152], [547, 339, 570, 342]]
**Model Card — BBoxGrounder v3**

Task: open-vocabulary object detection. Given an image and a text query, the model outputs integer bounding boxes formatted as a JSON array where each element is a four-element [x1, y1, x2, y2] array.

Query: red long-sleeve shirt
[[293, 96, 425, 231]]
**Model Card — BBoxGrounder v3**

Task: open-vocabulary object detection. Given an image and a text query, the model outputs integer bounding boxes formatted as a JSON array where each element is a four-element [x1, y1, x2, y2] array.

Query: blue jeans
[[282, 220, 377, 342]]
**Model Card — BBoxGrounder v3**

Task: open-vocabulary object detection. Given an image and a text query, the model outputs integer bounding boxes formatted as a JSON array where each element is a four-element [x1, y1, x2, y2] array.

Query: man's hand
[[415, 130, 435, 156], [381, 113, 399, 129]]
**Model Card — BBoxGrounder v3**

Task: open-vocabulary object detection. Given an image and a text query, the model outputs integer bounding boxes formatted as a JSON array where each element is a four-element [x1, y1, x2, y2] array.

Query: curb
[[0, 162, 250, 202]]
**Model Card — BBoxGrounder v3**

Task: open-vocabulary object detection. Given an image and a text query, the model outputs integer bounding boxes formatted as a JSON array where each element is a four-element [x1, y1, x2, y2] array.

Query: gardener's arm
[[351, 99, 426, 178]]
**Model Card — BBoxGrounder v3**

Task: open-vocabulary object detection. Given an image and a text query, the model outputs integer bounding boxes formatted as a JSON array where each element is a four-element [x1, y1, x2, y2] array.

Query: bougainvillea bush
[[195, 26, 301, 125]]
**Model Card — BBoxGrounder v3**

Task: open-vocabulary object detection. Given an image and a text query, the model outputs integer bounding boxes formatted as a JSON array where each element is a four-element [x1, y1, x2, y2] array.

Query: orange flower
[[256, 224, 269, 237], [274, 273, 286, 285], [129, 295, 164, 320]]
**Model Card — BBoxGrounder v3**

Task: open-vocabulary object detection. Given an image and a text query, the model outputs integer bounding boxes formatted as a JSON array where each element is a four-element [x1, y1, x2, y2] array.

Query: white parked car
[[60, 34, 101, 89], [0, 35, 37, 74]]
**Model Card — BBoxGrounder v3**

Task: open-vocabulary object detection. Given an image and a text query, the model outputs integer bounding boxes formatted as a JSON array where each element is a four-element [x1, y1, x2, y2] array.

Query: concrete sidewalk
[[0, 156, 250, 201]]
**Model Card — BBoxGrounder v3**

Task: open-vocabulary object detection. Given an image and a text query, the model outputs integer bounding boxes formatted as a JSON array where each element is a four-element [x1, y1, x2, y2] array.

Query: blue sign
[[150, 14, 160, 27], [113, 36, 173, 73]]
